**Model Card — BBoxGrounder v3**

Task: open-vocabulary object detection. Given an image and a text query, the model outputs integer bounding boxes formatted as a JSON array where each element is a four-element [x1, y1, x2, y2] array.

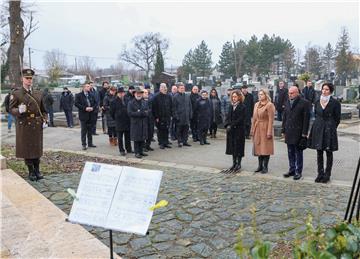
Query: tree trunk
[[8, 0, 24, 88]]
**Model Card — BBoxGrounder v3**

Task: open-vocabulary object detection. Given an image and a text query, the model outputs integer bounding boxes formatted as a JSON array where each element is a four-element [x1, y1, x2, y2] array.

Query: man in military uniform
[[9, 68, 47, 181]]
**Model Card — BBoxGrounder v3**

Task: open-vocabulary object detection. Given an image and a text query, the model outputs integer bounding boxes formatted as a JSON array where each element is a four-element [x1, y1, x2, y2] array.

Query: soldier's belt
[[27, 113, 41, 119]]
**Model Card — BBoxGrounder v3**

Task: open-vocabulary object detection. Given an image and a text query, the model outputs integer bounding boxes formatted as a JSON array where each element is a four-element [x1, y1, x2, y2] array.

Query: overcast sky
[[26, 1, 359, 71]]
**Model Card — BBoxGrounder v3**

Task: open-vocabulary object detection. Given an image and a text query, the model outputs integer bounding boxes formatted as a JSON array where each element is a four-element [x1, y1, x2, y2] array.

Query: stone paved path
[[26, 157, 350, 258]]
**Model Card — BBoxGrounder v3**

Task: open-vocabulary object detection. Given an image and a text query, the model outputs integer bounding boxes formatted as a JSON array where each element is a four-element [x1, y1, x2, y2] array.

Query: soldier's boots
[[27, 165, 37, 181], [34, 163, 44, 180]]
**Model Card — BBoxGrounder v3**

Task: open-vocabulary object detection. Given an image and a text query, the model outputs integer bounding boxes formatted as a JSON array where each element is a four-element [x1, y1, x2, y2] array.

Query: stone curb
[[44, 148, 352, 187], [1, 167, 121, 258]]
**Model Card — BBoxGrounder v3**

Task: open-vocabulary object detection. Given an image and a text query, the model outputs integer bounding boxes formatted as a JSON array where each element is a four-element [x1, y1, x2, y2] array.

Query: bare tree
[[1, 0, 38, 86], [109, 62, 124, 75], [77, 56, 96, 77], [119, 32, 169, 80], [43, 49, 67, 82]]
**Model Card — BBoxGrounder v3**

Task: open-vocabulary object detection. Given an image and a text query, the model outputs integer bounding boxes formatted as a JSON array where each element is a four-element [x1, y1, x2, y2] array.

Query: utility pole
[[28, 47, 32, 68], [75, 57, 78, 73]]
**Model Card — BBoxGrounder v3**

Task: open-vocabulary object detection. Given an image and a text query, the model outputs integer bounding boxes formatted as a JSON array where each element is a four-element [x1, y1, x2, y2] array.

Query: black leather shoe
[[140, 153, 148, 157], [88, 144, 97, 148], [164, 144, 172, 148], [293, 173, 302, 180], [147, 147, 154, 151], [178, 143, 183, 148], [283, 171, 295, 178], [183, 143, 191, 147], [82, 146, 87, 150], [93, 133, 99, 136], [120, 152, 126, 156], [204, 141, 210, 145], [135, 154, 142, 158], [159, 145, 165, 149], [127, 150, 134, 154]]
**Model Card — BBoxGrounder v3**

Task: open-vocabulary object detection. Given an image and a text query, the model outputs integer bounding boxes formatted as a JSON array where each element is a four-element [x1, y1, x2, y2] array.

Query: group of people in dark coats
[[281, 83, 341, 183]]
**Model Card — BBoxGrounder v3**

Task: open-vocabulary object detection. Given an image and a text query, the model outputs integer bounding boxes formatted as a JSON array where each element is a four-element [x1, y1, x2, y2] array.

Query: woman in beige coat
[[250, 89, 275, 174]]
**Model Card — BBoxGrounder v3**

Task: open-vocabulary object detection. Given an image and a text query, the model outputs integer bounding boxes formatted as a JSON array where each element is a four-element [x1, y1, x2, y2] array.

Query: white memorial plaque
[[68, 162, 163, 235]]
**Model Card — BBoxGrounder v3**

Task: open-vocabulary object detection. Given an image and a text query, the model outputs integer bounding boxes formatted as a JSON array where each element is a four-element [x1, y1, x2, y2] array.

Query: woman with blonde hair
[[251, 88, 275, 174], [224, 90, 246, 172]]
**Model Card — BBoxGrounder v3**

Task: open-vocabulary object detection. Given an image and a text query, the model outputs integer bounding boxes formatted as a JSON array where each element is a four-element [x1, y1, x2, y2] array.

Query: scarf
[[320, 95, 330, 109], [232, 101, 239, 111]]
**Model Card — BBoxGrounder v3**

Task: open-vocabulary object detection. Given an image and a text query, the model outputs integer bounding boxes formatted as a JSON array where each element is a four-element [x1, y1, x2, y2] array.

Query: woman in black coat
[[224, 90, 246, 171], [209, 88, 222, 138], [308, 83, 341, 183], [195, 90, 211, 145]]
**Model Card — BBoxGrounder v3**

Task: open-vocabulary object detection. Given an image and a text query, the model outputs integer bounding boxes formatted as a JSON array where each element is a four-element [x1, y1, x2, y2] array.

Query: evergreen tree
[[244, 35, 261, 79], [218, 41, 235, 79], [154, 43, 164, 76], [322, 42, 335, 77], [304, 46, 323, 77], [335, 27, 355, 85], [181, 49, 195, 79], [192, 40, 213, 77]]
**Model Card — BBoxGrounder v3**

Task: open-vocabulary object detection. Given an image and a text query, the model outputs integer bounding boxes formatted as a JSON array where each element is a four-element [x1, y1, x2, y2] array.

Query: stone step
[[1, 169, 121, 258]]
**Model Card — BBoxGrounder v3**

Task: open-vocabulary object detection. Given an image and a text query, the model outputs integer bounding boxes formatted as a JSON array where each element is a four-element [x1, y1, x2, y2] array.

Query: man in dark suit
[[172, 83, 192, 147], [302, 80, 316, 118], [152, 83, 172, 149], [75, 82, 97, 150], [241, 85, 254, 139], [282, 86, 311, 180], [275, 81, 288, 121]]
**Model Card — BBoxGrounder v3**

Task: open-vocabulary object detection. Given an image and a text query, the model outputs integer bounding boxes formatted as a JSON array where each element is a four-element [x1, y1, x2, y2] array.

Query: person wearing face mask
[[308, 83, 341, 184], [224, 90, 246, 172], [127, 87, 149, 158], [60, 87, 74, 128], [195, 90, 211, 145]]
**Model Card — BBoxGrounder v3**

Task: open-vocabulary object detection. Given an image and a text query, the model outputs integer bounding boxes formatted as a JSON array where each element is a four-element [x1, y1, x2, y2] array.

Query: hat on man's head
[[241, 84, 248, 89], [128, 85, 135, 90], [21, 68, 35, 78], [63, 87, 69, 90], [134, 86, 144, 93], [117, 87, 125, 93], [233, 83, 243, 89]]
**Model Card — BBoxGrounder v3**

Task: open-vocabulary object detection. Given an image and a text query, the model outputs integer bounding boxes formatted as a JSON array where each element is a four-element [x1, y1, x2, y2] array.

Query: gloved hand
[[19, 104, 27, 114]]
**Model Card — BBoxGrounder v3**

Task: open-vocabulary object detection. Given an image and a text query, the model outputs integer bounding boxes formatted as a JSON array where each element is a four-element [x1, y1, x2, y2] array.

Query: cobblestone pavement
[[26, 158, 350, 259]]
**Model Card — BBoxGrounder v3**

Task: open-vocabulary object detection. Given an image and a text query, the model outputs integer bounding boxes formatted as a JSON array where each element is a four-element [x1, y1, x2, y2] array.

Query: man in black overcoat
[[172, 83, 192, 147], [75, 82, 97, 150], [241, 85, 254, 139], [275, 81, 288, 121], [152, 83, 172, 149], [127, 87, 149, 158], [282, 86, 311, 180], [110, 87, 132, 156]]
